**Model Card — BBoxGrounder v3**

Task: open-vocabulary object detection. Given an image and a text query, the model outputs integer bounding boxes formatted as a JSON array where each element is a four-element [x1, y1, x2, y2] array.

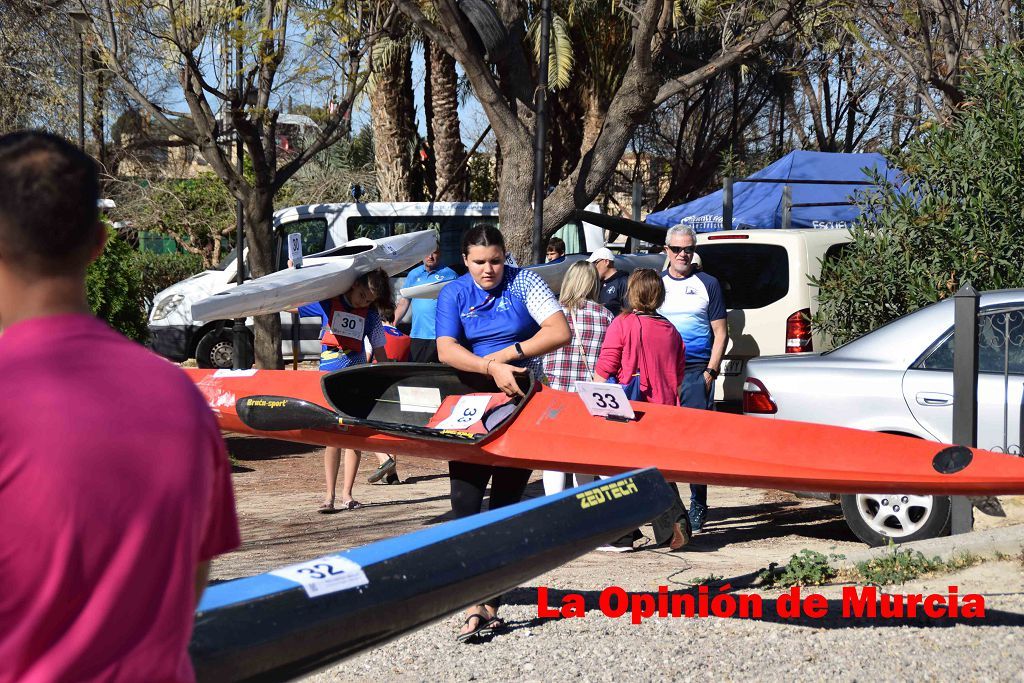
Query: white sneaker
[[596, 531, 638, 553], [596, 543, 633, 553]]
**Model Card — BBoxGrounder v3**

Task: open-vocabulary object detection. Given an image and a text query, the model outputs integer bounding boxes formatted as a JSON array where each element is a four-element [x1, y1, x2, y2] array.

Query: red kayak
[[187, 364, 1024, 495]]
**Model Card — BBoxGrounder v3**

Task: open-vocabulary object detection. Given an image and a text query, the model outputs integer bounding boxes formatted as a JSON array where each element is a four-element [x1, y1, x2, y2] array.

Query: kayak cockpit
[[319, 363, 536, 443]]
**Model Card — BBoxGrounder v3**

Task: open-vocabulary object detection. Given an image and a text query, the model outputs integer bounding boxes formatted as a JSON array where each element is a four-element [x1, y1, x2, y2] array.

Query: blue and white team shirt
[[298, 295, 386, 371], [403, 263, 457, 339], [435, 266, 562, 374], [658, 270, 726, 365]]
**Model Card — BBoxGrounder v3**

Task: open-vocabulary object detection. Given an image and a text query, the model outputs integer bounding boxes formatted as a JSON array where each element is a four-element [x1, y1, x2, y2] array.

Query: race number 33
[[574, 381, 636, 420], [434, 394, 492, 430], [331, 311, 365, 340]]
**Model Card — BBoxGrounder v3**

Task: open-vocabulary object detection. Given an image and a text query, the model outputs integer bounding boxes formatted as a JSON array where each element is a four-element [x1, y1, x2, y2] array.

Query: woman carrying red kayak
[[434, 224, 571, 642]]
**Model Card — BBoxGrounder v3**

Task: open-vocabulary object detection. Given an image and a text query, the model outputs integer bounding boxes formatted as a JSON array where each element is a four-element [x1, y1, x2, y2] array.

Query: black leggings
[[448, 460, 532, 609]]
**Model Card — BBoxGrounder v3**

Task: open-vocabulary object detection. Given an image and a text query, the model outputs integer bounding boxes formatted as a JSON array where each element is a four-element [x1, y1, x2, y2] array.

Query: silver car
[[743, 289, 1024, 545]]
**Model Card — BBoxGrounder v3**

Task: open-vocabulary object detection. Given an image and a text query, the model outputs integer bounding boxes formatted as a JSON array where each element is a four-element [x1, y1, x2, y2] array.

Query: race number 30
[[574, 381, 635, 421], [287, 232, 303, 268], [331, 311, 365, 340]]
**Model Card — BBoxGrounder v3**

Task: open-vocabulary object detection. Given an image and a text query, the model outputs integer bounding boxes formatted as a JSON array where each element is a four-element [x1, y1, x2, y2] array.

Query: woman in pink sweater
[[595, 268, 690, 551], [595, 269, 686, 405]]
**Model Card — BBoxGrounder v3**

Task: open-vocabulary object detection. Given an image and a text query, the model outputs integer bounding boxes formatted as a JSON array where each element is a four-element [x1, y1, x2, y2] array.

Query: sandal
[[456, 612, 491, 643], [339, 499, 363, 510], [481, 616, 505, 635], [318, 500, 336, 514]]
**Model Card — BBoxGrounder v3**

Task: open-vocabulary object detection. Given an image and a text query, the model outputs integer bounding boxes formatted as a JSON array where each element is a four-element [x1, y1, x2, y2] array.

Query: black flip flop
[[480, 616, 505, 635], [456, 613, 490, 643]]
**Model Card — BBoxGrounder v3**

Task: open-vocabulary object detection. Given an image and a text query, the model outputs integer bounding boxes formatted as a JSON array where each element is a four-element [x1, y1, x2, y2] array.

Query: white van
[[694, 228, 852, 411], [148, 201, 605, 368]]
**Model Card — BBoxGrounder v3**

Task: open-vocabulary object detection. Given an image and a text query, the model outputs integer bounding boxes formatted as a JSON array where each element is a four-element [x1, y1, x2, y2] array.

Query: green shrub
[[814, 47, 1024, 345], [855, 546, 944, 586], [135, 251, 205, 306], [87, 226, 147, 342], [759, 549, 839, 587]]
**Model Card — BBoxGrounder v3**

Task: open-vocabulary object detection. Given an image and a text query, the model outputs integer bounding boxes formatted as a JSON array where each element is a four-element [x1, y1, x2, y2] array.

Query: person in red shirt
[[0, 131, 240, 683], [375, 303, 412, 362], [365, 304, 409, 484], [595, 268, 690, 551]]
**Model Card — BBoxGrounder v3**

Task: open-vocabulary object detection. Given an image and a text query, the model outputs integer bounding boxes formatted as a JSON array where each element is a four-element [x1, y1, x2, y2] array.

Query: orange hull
[[188, 368, 1024, 495]]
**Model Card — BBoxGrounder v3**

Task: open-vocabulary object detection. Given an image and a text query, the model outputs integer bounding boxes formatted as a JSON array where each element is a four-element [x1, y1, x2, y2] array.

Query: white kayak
[[399, 252, 666, 300], [192, 231, 436, 320]]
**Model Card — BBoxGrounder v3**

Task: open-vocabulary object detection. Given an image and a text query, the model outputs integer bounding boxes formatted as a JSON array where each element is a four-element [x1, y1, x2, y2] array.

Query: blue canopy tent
[[646, 150, 901, 232]]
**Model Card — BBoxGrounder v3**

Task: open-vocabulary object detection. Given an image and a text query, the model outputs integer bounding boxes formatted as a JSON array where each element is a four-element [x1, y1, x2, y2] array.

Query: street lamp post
[[232, 1, 251, 370], [531, 0, 552, 264], [69, 11, 90, 150]]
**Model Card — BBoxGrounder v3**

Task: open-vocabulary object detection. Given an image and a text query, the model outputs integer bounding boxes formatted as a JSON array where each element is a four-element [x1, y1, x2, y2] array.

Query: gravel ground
[[312, 560, 1024, 682]]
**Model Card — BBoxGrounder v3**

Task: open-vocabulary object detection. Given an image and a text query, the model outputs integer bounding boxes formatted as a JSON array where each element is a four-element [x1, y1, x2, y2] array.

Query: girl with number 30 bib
[[435, 224, 571, 643], [295, 269, 394, 512]]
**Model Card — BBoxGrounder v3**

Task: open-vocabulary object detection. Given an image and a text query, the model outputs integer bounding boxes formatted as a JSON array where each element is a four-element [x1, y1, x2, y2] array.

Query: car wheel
[[840, 493, 951, 547], [195, 329, 249, 369]]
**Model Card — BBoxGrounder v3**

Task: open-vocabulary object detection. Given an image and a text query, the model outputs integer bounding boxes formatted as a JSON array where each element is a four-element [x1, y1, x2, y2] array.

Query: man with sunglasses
[[659, 224, 727, 533]]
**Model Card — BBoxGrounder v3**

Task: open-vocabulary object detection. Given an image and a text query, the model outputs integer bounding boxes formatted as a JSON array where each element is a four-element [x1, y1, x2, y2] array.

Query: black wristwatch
[[705, 367, 719, 379], [514, 342, 525, 358]]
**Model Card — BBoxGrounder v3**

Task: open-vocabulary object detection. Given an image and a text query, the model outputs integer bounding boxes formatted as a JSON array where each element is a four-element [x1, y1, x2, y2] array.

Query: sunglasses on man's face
[[666, 245, 696, 255]]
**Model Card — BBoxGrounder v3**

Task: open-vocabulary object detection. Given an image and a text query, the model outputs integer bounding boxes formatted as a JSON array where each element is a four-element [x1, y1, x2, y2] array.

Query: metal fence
[[977, 306, 1024, 455]]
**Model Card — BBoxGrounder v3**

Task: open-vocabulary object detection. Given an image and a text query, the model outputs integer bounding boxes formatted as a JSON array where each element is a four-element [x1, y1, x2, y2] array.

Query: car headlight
[[151, 294, 184, 321]]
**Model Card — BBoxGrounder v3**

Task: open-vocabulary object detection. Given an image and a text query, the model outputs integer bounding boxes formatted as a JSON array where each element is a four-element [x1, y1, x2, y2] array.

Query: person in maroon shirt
[[595, 268, 690, 551], [0, 131, 240, 683]]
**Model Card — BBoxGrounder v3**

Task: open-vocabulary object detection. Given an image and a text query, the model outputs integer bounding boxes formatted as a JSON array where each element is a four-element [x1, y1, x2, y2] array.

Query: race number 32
[[574, 381, 635, 420], [269, 555, 369, 598]]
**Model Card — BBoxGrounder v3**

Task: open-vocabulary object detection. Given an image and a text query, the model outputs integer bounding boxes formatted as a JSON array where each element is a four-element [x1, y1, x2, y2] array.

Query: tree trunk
[[580, 89, 606, 158], [430, 41, 467, 200], [370, 40, 416, 201], [243, 188, 283, 369], [89, 49, 108, 169], [497, 145, 536, 264]]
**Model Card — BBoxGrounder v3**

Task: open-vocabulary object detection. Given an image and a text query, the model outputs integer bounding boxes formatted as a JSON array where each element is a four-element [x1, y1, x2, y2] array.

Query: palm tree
[[370, 25, 418, 201], [429, 40, 467, 199]]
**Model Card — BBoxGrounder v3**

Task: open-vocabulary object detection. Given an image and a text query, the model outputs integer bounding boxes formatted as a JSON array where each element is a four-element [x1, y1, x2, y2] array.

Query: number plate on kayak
[[270, 555, 369, 598], [574, 382, 635, 421], [287, 232, 304, 268], [433, 394, 492, 430]]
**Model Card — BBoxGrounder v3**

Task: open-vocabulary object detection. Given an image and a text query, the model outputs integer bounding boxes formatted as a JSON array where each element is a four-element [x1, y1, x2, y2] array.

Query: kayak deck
[[188, 365, 1024, 496]]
